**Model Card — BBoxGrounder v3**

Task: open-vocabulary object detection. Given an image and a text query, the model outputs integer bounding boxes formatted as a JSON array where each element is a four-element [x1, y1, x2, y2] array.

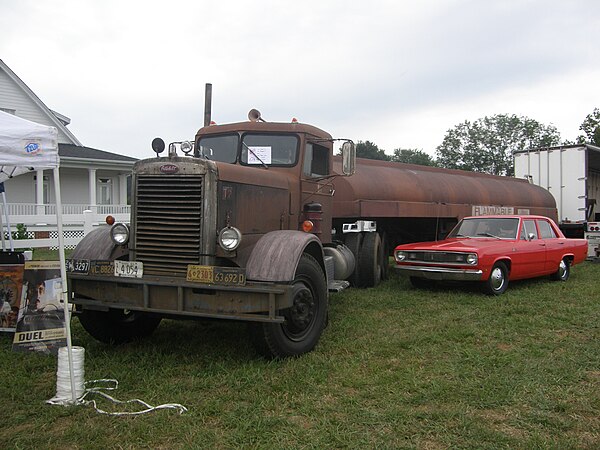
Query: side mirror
[[341, 141, 356, 176], [528, 233, 536, 241]]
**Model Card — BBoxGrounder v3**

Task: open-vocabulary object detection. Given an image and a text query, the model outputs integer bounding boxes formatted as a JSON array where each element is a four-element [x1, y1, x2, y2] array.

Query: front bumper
[[395, 264, 483, 281], [68, 273, 293, 323]]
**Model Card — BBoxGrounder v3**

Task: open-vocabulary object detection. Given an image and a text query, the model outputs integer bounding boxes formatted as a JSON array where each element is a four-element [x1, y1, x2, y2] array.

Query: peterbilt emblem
[[160, 164, 179, 174]]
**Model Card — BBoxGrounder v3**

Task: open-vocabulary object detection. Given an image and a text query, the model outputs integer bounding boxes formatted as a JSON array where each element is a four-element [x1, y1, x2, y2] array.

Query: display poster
[[0, 264, 24, 332], [12, 261, 66, 355]]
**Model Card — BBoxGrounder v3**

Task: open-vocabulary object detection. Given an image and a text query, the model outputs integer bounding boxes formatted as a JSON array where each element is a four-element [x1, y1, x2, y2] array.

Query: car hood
[[395, 238, 514, 253]]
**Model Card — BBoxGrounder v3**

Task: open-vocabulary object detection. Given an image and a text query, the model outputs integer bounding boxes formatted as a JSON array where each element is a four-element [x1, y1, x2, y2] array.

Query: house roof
[[0, 59, 82, 145], [59, 143, 137, 162]]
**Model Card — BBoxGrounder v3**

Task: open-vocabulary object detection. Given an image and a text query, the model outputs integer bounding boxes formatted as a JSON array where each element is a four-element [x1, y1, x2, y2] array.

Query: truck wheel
[[481, 262, 509, 295], [78, 308, 162, 344], [550, 259, 570, 281], [251, 254, 328, 358], [358, 232, 382, 288], [344, 233, 362, 287], [380, 232, 390, 281]]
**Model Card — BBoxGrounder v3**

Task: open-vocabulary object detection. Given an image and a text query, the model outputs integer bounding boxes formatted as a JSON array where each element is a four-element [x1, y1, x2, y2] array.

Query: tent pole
[[53, 167, 76, 403]]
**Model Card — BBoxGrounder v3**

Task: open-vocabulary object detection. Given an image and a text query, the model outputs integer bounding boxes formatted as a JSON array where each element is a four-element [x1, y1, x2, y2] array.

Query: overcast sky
[[1, 0, 599, 159]]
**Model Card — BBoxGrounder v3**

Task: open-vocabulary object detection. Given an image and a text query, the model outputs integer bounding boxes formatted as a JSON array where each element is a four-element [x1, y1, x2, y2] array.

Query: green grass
[[2, 262, 600, 448]]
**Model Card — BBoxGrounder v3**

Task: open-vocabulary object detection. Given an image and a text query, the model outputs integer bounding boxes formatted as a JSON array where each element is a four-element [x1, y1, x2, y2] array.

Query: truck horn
[[248, 109, 265, 122]]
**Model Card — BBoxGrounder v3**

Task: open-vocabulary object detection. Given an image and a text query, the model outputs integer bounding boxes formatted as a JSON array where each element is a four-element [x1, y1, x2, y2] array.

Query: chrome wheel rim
[[558, 260, 567, 279], [490, 267, 505, 291]]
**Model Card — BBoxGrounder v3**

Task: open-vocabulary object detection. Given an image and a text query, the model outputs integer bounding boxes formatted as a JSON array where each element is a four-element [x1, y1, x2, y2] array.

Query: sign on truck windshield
[[197, 133, 298, 166]]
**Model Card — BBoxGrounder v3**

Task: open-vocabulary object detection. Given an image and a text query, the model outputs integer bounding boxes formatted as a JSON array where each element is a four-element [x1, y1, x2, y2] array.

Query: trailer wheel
[[481, 262, 509, 295], [344, 233, 362, 287], [550, 258, 570, 281], [251, 254, 328, 358], [380, 232, 390, 281], [78, 308, 162, 344], [358, 232, 382, 288]]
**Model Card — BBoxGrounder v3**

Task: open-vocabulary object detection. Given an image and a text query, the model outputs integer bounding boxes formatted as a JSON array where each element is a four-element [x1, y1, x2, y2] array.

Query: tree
[[435, 114, 561, 176], [577, 107, 600, 146], [355, 141, 390, 161], [391, 148, 437, 166]]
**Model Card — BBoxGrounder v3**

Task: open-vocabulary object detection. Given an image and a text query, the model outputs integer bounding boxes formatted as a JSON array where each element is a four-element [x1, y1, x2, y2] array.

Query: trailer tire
[[380, 232, 389, 281], [358, 232, 382, 288], [481, 261, 509, 295], [344, 233, 362, 287], [550, 258, 570, 281], [78, 308, 162, 344], [251, 254, 328, 358]]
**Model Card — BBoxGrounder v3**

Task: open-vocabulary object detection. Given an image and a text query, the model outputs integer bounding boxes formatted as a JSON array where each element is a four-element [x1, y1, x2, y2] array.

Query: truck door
[[301, 142, 333, 243]]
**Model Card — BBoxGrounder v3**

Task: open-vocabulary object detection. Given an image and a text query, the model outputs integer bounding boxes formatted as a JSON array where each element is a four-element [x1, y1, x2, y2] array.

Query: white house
[[0, 59, 136, 226]]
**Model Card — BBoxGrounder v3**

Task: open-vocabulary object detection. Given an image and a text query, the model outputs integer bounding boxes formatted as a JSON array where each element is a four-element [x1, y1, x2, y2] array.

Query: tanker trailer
[[331, 156, 558, 287]]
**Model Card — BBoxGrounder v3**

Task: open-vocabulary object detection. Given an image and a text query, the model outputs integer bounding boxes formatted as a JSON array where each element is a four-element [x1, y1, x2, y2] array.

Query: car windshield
[[196, 133, 299, 167], [447, 217, 519, 239]]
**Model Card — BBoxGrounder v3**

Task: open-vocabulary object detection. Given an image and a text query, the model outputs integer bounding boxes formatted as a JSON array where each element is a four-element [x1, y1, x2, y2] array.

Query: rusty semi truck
[[67, 110, 557, 358]]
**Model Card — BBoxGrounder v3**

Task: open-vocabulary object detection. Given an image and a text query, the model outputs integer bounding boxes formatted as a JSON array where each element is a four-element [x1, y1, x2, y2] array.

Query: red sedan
[[394, 215, 588, 295]]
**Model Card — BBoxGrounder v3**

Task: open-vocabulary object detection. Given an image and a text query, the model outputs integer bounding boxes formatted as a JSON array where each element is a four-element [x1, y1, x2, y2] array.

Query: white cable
[[47, 347, 187, 415]]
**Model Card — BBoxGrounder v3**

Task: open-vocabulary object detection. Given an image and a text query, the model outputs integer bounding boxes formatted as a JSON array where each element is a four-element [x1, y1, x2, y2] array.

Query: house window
[[97, 178, 113, 205]]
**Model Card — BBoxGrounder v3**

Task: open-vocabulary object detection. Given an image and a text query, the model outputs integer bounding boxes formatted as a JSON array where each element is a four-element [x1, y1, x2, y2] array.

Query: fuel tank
[[332, 157, 558, 221]]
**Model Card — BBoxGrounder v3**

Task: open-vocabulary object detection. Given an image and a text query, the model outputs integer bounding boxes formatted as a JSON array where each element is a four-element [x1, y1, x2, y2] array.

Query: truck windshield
[[447, 217, 519, 239], [197, 134, 239, 163], [240, 134, 299, 167]]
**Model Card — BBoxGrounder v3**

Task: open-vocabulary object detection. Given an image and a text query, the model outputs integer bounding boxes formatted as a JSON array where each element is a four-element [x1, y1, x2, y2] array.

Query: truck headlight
[[218, 227, 242, 251], [111, 223, 130, 245], [395, 250, 407, 262], [466, 253, 478, 265]]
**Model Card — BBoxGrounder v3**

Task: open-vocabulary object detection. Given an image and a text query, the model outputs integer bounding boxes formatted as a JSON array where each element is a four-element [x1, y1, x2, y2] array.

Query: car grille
[[134, 175, 203, 276], [404, 251, 468, 264]]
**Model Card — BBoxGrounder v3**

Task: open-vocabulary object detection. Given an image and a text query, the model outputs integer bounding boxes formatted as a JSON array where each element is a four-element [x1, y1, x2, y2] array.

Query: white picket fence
[[1, 204, 130, 250]]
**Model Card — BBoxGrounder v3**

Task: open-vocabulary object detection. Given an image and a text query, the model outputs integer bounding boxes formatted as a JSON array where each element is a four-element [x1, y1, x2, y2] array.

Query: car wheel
[[482, 261, 509, 295], [551, 259, 570, 281]]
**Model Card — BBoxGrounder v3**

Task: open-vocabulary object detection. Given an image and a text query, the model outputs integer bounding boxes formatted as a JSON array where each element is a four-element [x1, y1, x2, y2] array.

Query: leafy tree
[[355, 141, 390, 161], [577, 107, 600, 146], [391, 148, 437, 166], [435, 114, 561, 176]]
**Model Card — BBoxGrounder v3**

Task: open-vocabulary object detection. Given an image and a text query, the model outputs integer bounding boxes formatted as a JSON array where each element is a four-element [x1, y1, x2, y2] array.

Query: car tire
[[550, 258, 570, 281], [481, 261, 509, 295]]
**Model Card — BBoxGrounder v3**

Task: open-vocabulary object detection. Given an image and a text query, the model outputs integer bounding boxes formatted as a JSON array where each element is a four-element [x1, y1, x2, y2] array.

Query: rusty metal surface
[[332, 156, 558, 221], [71, 226, 128, 261]]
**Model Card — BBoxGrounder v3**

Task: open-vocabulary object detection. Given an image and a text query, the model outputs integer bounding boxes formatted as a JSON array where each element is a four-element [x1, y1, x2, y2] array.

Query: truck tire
[[344, 233, 362, 287], [78, 308, 162, 344], [251, 254, 328, 358], [550, 258, 570, 281], [481, 261, 509, 295], [358, 232, 382, 288], [380, 231, 389, 281]]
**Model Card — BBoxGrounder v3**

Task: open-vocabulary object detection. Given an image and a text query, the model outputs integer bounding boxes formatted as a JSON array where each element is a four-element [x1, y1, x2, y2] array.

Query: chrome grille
[[134, 175, 203, 276], [405, 251, 468, 264]]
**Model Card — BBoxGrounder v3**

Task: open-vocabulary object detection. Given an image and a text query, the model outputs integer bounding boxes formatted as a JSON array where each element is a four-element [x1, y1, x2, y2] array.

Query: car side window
[[523, 220, 538, 240], [537, 220, 557, 239]]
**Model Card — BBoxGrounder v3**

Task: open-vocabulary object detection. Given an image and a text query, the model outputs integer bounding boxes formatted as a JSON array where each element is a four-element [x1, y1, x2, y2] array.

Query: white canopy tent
[[0, 110, 77, 403]]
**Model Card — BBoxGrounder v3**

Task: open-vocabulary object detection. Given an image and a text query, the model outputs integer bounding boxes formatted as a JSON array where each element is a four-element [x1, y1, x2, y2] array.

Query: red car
[[394, 215, 587, 295]]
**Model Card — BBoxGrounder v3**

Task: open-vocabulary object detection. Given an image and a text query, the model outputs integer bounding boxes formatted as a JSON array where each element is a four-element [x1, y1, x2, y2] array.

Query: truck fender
[[71, 225, 129, 261], [246, 231, 324, 282]]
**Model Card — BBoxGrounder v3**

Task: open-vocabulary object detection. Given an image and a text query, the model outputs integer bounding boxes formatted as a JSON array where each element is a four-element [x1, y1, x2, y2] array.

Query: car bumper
[[394, 265, 483, 281]]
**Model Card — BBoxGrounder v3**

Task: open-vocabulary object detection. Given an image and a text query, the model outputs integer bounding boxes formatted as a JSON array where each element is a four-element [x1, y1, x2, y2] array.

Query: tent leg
[[53, 167, 77, 404]]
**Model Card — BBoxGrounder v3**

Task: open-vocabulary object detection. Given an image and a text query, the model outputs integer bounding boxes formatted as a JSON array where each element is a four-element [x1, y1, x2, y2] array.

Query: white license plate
[[114, 260, 143, 278]]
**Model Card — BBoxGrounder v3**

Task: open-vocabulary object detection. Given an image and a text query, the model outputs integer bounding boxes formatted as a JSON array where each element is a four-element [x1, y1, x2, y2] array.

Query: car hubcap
[[490, 267, 505, 291], [558, 260, 567, 279]]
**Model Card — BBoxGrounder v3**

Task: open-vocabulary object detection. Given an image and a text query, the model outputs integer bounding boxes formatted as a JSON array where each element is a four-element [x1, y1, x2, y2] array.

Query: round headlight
[[111, 223, 130, 245], [181, 140, 193, 155], [466, 253, 478, 265], [395, 251, 407, 262], [218, 227, 242, 251]]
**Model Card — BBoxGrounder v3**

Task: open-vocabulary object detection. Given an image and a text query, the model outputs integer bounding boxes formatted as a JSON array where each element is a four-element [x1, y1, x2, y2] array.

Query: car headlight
[[111, 223, 130, 245], [395, 250, 407, 262], [218, 227, 242, 251], [466, 253, 478, 265]]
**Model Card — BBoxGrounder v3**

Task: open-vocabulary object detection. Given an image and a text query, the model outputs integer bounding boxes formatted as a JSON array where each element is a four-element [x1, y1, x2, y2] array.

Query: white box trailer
[[514, 144, 600, 258]]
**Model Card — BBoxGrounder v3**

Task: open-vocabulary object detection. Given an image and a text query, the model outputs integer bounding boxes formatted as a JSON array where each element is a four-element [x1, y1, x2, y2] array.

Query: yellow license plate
[[186, 265, 246, 286]]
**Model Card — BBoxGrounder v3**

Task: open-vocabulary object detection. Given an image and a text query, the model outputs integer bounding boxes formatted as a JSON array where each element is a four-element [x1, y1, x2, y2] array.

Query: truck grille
[[134, 175, 203, 276]]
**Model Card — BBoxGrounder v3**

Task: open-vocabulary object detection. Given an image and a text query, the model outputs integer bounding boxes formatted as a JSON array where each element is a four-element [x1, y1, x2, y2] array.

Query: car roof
[[462, 215, 551, 220]]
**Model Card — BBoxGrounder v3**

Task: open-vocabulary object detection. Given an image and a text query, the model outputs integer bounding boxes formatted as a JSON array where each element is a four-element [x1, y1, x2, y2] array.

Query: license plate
[[114, 260, 143, 278], [187, 265, 246, 286], [90, 261, 114, 276], [66, 259, 90, 274]]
